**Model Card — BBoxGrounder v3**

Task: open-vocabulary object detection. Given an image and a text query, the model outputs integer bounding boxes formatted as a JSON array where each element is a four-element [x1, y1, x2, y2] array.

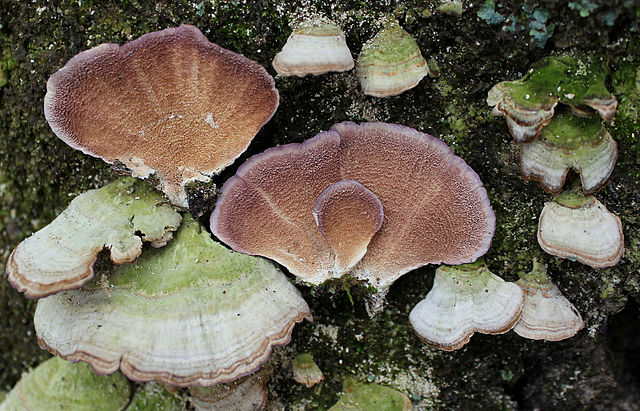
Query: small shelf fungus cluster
[[210, 121, 496, 312], [488, 56, 624, 269], [272, 17, 430, 97]]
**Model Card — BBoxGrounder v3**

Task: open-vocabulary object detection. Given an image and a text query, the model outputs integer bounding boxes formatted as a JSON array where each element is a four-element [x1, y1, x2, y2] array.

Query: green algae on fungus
[[356, 22, 429, 97], [272, 18, 354, 77], [126, 382, 184, 411], [520, 111, 618, 194], [0, 356, 130, 411], [488, 56, 617, 142], [538, 187, 624, 269], [34, 215, 311, 387], [6, 177, 182, 299], [409, 261, 524, 351], [329, 378, 413, 410], [293, 353, 324, 388], [514, 259, 584, 341], [45, 24, 279, 207]]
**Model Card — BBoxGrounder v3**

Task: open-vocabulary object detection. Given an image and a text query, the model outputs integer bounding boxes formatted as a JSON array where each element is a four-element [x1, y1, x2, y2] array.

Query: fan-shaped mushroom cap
[[356, 23, 429, 97], [520, 112, 618, 194], [488, 56, 617, 143], [0, 356, 131, 411], [272, 19, 354, 77], [329, 378, 414, 411], [44, 24, 279, 207], [537, 189, 624, 268], [514, 260, 584, 341], [34, 215, 311, 387], [210, 122, 495, 292], [292, 353, 324, 388], [409, 262, 524, 351], [313, 180, 384, 275], [6, 178, 181, 299], [189, 366, 272, 411]]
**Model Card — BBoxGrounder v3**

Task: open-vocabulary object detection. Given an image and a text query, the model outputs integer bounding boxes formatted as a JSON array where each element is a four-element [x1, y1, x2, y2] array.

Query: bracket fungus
[[272, 19, 354, 77], [409, 262, 524, 351], [6, 178, 181, 299], [34, 215, 312, 387], [0, 356, 131, 411], [488, 56, 617, 142], [44, 24, 279, 207], [210, 122, 495, 296], [356, 23, 429, 97], [292, 353, 324, 388], [537, 188, 624, 268], [328, 378, 414, 411], [520, 112, 618, 194], [514, 260, 584, 341]]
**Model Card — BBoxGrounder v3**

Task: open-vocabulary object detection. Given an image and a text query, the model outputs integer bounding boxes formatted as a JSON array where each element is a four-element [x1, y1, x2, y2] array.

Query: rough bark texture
[[1, 0, 639, 409]]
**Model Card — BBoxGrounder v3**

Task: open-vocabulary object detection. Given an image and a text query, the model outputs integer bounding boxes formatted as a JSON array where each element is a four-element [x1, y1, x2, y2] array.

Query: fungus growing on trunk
[[6, 178, 181, 299], [272, 19, 354, 77], [356, 22, 429, 97], [44, 24, 279, 207], [537, 187, 624, 268], [488, 56, 617, 143], [328, 378, 414, 410], [292, 353, 324, 388], [34, 216, 311, 387], [210, 122, 495, 298], [520, 112, 618, 194], [514, 260, 584, 341], [0, 357, 130, 411], [409, 261, 524, 351]]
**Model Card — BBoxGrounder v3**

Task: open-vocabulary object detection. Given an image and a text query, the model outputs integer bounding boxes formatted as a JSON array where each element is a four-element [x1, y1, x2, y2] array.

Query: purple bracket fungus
[[189, 365, 272, 411], [272, 18, 354, 77], [5, 178, 181, 299], [514, 259, 584, 341], [313, 180, 384, 276], [44, 24, 279, 207], [409, 261, 524, 351], [292, 353, 324, 388], [210, 122, 495, 302], [34, 215, 311, 387], [488, 56, 617, 143], [537, 187, 624, 269], [520, 111, 618, 194], [356, 22, 429, 97]]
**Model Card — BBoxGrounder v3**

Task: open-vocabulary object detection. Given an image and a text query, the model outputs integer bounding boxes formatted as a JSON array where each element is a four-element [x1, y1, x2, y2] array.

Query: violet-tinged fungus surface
[[210, 122, 495, 293], [488, 56, 617, 142], [292, 353, 324, 388], [514, 259, 584, 341], [44, 24, 279, 207], [272, 18, 354, 77], [537, 188, 624, 269], [409, 261, 524, 351], [34, 215, 311, 387], [189, 365, 272, 411], [6, 177, 181, 299], [520, 111, 618, 194], [328, 378, 414, 411], [0, 356, 131, 411], [356, 23, 429, 97], [313, 180, 384, 276]]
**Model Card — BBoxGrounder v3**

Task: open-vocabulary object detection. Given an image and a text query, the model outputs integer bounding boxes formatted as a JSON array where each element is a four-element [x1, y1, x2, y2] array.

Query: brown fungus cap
[[44, 25, 279, 207], [211, 122, 495, 292]]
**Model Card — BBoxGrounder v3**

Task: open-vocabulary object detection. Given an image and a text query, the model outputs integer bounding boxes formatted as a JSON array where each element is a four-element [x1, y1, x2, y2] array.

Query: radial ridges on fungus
[[210, 122, 495, 302], [34, 215, 312, 387], [44, 24, 279, 207]]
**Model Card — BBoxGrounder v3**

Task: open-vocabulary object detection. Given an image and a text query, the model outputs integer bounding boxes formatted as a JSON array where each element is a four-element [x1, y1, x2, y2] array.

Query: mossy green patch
[[553, 184, 595, 208], [540, 111, 605, 150], [438, 261, 494, 290], [126, 382, 183, 411], [329, 378, 413, 410], [517, 259, 550, 285], [296, 20, 344, 36], [358, 23, 424, 67]]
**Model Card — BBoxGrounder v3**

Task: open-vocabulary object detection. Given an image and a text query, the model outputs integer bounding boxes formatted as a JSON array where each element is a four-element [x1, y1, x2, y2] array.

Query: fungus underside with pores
[[409, 261, 524, 351], [6, 177, 181, 299], [488, 56, 617, 143], [210, 121, 495, 299], [34, 215, 312, 387], [44, 24, 279, 207], [537, 187, 624, 269]]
